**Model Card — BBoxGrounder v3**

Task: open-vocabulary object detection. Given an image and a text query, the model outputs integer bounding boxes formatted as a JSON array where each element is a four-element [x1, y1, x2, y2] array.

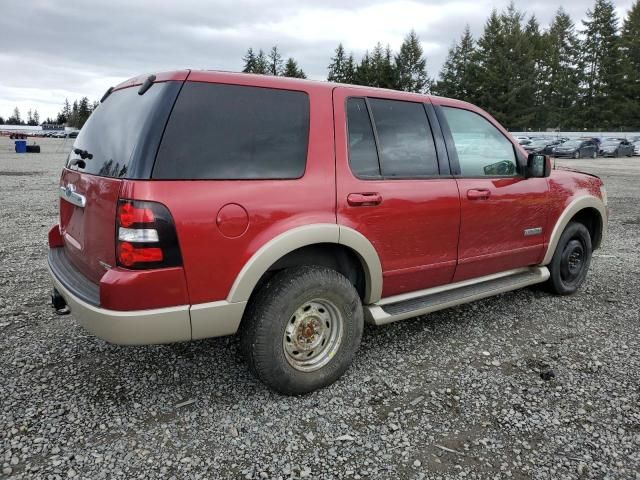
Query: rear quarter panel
[[121, 80, 336, 305]]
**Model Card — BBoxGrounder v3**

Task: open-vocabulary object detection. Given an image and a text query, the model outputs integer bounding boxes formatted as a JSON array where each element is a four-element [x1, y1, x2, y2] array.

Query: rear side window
[[369, 98, 438, 177], [346, 98, 380, 178], [153, 83, 309, 179], [345, 98, 439, 179]]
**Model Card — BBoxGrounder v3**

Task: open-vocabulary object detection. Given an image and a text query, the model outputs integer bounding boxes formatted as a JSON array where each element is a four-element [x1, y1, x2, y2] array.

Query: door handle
[[347, 193, 382, 206], [467, 189, 491, 200]]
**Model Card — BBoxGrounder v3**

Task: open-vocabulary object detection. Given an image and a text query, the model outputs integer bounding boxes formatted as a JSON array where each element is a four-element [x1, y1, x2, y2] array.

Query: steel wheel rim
[[560, 238, 585, 283], [283, 298, 344, 372]]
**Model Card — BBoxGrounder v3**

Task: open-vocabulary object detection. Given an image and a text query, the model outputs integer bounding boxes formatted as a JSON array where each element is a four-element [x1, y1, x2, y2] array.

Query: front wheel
[[546, 222, 592, 295], [592, 151, 597, 159], [573, 151, 580, 159], [240, 266, 363, 395]]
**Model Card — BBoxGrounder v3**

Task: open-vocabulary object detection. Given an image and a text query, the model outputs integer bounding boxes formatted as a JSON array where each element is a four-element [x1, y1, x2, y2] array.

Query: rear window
[[153, 83, 310, 180], [67, 82, 178, 179]]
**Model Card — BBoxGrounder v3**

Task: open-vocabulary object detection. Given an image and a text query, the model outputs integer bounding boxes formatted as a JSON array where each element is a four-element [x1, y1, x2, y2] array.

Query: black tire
[[546, 222, 592, 295], [592, 151, 597, 159], [573, 151, 580, 159], [240, 266, 364, 395]]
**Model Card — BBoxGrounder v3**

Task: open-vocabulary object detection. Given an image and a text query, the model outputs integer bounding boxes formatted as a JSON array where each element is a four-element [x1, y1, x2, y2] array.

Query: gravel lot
[[1, 137, 639, 480]]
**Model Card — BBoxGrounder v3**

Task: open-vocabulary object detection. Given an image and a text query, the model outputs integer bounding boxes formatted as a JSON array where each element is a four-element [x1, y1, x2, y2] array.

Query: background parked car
[[553, 139, 598, 158], [523, 138, 560, 155], [599, 139, 635, 157], [633, 141, 640, 156]]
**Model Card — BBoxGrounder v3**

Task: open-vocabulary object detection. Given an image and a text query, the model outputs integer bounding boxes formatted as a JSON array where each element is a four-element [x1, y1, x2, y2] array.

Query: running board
[[364, 266, 550, 325]]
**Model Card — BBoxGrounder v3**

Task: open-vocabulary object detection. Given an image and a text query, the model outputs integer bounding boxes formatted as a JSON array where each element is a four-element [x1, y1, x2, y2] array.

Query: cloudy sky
[[0, 0, 635, 122]]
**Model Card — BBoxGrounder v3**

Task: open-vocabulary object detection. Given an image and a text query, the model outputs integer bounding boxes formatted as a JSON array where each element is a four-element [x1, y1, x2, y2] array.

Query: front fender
[[541, 195, 607, 265]]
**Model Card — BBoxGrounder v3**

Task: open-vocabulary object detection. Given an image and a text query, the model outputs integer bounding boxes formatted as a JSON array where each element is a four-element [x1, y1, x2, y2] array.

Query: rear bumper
[[48, 254, 192, 345], [47, 247, 245, 344]]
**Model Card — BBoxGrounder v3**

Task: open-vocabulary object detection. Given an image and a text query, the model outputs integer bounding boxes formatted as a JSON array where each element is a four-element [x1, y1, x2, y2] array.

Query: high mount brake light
[[116, 199, 182, 270]]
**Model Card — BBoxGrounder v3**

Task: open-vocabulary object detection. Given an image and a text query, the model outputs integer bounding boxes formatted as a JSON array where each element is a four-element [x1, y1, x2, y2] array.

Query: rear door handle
[[347, 193, 382, 206], [467, 189, 491, 200]]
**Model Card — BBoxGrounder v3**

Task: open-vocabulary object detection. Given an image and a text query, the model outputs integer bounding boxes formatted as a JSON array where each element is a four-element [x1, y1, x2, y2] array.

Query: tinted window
[[369, 99, 438, 177], [441, 107, 518, 177], [346, 98, 380, 178], [68, 82, 176, 178], [153, 83, 309, 179]]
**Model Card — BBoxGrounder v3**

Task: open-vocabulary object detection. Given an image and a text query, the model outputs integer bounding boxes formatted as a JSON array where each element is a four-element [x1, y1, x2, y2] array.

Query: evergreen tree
[[33, 109, 39, 126], [395, 30, 430, 93], [580, 0, 621, 129], [540, 8, 581, 129], [0, 116, 4, 125], [70, 100, 79, 128], [242, 47, 257, 73], [78, 97, 91, 127], [473, 4, 541, 130], [8, 107, 22, 125], [268, 46, 284, 75], [27, 109, 34, 126], [254, 49, 269, 74], [354, 51, 373, 86], [283, 58, 306, 78], [523, 15, 545, 129], [361, 43, 396, 88], [620, 0, 640, 129], [433, 25, 476, 101], [328, 43, 356, 83], [344, 54, 356, 84]]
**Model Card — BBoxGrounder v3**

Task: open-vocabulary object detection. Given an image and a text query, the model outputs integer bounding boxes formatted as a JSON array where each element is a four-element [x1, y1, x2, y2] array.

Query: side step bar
[[364, 266, 550, 325]]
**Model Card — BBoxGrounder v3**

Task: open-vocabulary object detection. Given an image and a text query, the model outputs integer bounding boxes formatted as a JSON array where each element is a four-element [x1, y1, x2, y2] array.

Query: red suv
[[48, 71, 607, 394]]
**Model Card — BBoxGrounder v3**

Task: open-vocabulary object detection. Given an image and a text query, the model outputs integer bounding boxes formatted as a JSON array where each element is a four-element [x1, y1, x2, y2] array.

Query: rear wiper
[[68, 158, 86, 169], [73, 148, 93, 160]]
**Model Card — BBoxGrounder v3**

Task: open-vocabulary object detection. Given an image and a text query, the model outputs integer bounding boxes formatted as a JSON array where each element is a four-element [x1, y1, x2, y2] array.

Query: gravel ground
[[1, 137, 639, 480]]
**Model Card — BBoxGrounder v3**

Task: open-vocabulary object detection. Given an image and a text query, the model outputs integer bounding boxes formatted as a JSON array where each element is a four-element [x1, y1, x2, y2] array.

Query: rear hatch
[[58, 77, 184, 283]]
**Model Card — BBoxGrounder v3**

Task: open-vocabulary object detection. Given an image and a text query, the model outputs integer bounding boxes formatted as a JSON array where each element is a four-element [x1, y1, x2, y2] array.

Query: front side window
[[441, 107, 518, 177], [153, 83, 309, 179]]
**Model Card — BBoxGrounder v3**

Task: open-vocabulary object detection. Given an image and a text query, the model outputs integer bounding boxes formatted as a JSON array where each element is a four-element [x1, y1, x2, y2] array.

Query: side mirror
[[526, 153, 551, 178]]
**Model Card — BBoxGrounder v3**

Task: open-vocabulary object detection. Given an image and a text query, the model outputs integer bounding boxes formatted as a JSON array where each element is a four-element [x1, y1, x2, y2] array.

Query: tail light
[[116, 199, 182, 269]]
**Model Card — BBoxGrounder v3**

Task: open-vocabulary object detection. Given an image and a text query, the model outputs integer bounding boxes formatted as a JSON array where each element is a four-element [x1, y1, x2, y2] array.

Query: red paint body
[[52, 71, 605, 311]]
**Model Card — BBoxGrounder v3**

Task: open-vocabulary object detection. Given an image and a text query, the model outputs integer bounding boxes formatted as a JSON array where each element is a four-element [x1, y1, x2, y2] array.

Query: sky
[[0, 0, 635, 122]]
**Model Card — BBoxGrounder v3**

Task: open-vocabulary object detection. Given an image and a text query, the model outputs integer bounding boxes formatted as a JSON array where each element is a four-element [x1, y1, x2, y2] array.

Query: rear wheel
[[573, 151, 580, 159], [546, 222, 592, 295], [592, 151, 597, 159], [240, 266, 363, 395]]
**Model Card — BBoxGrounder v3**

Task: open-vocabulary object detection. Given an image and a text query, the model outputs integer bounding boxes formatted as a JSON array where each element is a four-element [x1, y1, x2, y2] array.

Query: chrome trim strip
[[59, 185, 86, 208], [524, 227, 542, 237]]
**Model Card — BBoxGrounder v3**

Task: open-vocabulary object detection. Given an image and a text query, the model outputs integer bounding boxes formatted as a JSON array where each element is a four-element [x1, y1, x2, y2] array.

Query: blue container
[[15, 140, 27, 153]]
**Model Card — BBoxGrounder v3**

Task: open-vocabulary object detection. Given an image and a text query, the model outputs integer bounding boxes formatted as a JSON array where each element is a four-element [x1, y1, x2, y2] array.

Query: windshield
[[602, 141, 620, 147], [66, 81, 181, 179], [562, 141, 581, 147]]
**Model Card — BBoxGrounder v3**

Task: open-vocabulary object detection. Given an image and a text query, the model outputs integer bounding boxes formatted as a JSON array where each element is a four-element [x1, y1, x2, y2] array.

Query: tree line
[[242, 0, 640, 131], [2, 97, 98, 129]]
